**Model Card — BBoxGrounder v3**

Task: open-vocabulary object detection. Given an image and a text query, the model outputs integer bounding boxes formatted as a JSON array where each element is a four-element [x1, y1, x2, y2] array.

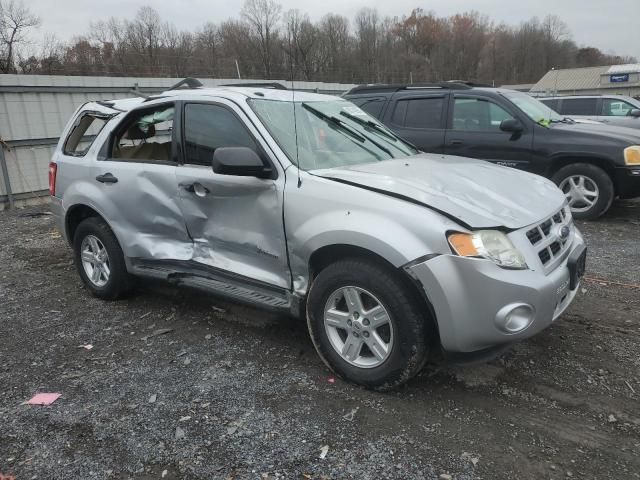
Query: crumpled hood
[[312, 154, 566, 229]]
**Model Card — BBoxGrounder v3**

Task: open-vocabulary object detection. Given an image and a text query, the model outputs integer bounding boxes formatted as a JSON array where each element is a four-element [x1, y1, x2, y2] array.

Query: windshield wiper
[[302, 103, 366, 142], [339, 111, 396, 141], [339, 111, 419, 152], [302, 103, 393, 157], [549, 117, 575, 124]]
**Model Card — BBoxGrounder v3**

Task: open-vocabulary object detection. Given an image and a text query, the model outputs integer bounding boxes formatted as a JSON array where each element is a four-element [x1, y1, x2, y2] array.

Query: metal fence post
[[0, 144, 15, 209]]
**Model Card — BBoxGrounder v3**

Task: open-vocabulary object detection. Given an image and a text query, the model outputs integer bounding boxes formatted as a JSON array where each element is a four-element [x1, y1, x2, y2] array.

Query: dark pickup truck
[[344, 83, 640, 219]]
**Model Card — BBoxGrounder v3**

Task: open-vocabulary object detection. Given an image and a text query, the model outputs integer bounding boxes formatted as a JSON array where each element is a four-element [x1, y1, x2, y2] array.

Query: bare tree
[[15, 2, 636, 84], [0, 0, 40, 73], [283, 9, 317, 79], [241, 0, 281, 78]]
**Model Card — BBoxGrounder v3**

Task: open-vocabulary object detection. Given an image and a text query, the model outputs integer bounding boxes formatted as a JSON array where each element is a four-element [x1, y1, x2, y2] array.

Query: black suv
[[344, 83, 640, 219]]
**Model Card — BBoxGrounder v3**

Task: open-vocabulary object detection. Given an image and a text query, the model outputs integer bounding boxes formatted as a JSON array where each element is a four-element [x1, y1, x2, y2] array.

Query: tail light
[[48, 162, 57, 196]]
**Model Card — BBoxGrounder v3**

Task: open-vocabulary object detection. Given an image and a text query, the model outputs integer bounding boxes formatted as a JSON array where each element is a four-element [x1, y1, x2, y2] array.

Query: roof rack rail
[[220, 82, 288, 90], [129, 84, 150, 99], [168, 77, 204, 90], [344, 81, 475, 95], [96, 100, 127, 112]]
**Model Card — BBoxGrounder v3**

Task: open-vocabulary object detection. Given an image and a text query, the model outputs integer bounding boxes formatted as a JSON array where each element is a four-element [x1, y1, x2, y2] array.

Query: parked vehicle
[[50, 80, 586, 390], [539, 95, 640, 130], [344, 83, 640, 220]]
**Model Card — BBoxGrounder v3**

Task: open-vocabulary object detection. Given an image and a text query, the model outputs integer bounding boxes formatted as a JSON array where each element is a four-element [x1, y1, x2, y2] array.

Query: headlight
[[624, 146, 640, 165], [447, 230, 528, 270]]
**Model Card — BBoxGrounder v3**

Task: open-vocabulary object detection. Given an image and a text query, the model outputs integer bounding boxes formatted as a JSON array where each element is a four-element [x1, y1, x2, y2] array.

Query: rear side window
[[391, 97, 444, 129], [540, 99, 560, 112], [63, 113, 109, 156], [349, 97, 386, 119], [560, 98, 597, 116], [111, 104, 174, 162], [183, 103, 258, 166]]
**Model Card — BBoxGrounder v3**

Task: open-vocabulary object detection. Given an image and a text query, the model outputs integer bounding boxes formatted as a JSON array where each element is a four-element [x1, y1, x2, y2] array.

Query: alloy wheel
[[323, 286, 394, 368], [559, 174, 600, 213], [80, 235, 111, 287]]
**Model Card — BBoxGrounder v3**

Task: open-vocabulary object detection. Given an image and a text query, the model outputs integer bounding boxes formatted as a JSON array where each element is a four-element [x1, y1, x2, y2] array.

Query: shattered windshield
[[501, 91, 564, 127], [249, 99, 418, 171]]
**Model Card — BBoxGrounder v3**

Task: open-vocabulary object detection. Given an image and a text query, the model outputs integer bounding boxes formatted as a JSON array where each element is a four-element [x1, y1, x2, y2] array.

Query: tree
[[241, 0, 282, 78], [0, 0, 40, 73]]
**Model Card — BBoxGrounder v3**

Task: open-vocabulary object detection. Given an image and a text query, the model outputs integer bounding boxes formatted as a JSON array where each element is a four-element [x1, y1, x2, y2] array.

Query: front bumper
[[405, 236, 585, 353], [614, 166, 640, 198]]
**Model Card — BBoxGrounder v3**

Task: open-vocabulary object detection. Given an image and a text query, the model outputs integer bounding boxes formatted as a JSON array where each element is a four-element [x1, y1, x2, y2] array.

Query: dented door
[[175, 101, 290, 289], [93, 101, 193, 262]]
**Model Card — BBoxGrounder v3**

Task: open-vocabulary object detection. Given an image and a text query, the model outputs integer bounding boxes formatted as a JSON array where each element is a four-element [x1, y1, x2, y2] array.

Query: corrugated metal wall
[[0, 75, 356, 207]]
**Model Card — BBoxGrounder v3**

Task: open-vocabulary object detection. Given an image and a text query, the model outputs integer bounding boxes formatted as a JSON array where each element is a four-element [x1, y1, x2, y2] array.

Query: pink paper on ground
[[25, 393, 61, 405]]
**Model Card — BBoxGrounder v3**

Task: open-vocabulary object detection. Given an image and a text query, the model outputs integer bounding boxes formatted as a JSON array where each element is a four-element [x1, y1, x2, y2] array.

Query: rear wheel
[[306, 258, 430, 391], [73, 217, 132, 300], [552, 163, 614, 220]]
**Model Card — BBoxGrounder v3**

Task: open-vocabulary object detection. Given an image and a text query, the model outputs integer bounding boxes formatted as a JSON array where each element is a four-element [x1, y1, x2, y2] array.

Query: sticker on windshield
[[342, 106, 368, 117]]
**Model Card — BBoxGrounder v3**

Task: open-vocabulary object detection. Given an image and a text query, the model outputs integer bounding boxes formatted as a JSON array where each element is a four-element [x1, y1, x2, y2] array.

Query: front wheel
[[306, 259, 430, 391], [552, 163, 614, 220]]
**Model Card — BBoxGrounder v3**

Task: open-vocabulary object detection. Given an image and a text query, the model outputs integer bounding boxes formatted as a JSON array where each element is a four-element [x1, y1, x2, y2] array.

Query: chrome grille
[[526, 206, 572, 267]]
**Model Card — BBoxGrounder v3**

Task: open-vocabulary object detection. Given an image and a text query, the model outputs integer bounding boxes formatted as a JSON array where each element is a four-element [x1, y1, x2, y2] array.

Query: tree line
[[3, 0, 636, 85]]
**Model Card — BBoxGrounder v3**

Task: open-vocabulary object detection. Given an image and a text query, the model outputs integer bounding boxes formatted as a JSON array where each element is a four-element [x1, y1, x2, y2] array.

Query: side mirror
[[629, 109, 640, 118], [212, 147, 272, 178], [500, 118, 523, 133]]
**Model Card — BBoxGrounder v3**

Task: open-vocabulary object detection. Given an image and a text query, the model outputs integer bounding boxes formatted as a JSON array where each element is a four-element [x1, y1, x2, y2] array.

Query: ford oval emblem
[[559, 225, 570, 240]]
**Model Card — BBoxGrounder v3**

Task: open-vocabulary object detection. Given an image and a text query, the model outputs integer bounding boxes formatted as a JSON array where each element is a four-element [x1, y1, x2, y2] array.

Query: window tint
[[601, 98, 634, 116], [184, 103, 258, 166], [391, 97, 443, 129], [64, 114, 109, 156], [350, 97, 385, 119], [452, 97, 515, 131], [112, 104, 174, 162], [560, 98, 597, 116]]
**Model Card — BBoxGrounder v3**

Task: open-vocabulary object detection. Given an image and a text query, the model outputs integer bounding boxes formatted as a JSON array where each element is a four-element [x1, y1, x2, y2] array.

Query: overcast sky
[[27, 0, 640, 61]]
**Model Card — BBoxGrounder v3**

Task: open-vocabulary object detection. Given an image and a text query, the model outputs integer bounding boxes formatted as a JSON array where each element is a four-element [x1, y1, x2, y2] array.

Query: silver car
[[540, 95, 640, 129], [49, 83, 587, 390]]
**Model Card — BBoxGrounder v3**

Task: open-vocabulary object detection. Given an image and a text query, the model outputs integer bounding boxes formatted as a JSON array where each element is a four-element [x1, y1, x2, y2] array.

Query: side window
[[452, 98, 515, 131], [391, 97, 444, 129], [560, 98, 597, 116], [183, 103, 258, 166], [350, 97, 385, 119], [601, 99, 634, 116], [63, 113, 109, 157], [112, 104, 174, 162]]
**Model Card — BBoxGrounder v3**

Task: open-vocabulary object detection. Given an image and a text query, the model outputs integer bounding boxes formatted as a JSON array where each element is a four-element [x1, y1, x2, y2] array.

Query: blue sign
[[610, 73, 629, 83]]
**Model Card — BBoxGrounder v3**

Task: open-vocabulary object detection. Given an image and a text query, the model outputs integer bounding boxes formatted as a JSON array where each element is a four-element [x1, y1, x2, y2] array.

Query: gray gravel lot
[[0, 199, 639, 480]]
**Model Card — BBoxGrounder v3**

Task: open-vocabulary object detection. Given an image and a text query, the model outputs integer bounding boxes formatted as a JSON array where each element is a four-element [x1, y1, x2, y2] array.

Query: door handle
[[96, 173, 118, 184], [449, 140, 463, 145], [181, 182, 210, 197]]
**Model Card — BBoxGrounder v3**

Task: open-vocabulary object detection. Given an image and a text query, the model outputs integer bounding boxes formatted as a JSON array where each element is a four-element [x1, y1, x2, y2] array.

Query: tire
[[73, 216, 133, 300], [551, 163, 614, 220], [306, 258, 430, 391]]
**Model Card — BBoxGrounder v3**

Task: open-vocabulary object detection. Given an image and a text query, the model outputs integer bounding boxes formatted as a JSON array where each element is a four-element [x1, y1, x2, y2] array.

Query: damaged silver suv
[[49, 80, 586, 390]]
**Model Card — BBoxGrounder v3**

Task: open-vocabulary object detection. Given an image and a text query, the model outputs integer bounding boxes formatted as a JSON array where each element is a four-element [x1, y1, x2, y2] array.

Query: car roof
[[539, 94, 636, 100], [344, 83, 523, 98], [94, 87, 340, 114]]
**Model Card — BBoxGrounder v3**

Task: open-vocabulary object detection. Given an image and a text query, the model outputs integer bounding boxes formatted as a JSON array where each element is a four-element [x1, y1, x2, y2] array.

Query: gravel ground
[[0, 199, 639, 480]]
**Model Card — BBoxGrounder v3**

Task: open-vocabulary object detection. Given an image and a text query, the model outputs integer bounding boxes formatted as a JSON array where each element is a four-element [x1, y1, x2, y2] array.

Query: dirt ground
[[0, 200, 639, 480]]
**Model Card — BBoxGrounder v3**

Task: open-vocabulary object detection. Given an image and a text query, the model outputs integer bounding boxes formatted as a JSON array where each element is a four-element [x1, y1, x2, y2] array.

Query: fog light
[[495, 303, 535, 334]]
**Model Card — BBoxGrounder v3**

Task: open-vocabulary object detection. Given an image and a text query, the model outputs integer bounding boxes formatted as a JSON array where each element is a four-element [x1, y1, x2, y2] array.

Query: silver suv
[[540, 95, 640, 130], [49, 81, 587, 390]]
